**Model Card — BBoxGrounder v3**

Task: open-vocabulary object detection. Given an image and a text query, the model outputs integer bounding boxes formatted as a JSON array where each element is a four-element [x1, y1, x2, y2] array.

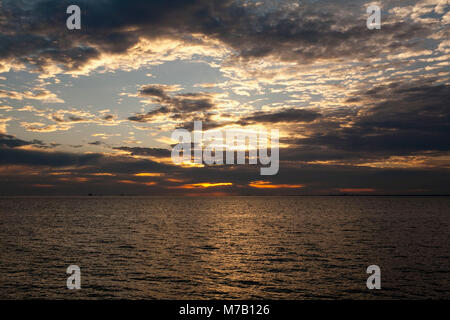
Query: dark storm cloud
[[128, 106, 171, 122], [0, 143, 171, 174], [279, 145, 366, 162], [0, 133, 55, 149], [103, 114, 115, 121], [52, 113, 86, 123], [68, 116, 84, 122], [0, 146, 102, 167], [0, 133, 171, 171], [88, 140, 103, 146], [239, 108, 322, 125], [0, 133, 35, 148], [174, 113, 226, 131], [138, 85, 215, 112], [287, 82, 450, 161], [0, 0, 435, 72], [129, 84, 216, 123], [114, 146, 171, 158], [358, 83, 449, 133], [139, 85, 169, 100]]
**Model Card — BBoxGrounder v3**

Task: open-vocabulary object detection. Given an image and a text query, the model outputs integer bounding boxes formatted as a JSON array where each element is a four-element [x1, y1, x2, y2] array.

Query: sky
[[0, 0, 449, 195]]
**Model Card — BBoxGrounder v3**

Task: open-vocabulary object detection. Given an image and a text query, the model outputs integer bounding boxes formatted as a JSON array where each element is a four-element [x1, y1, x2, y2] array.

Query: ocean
[[0, 196, 448, 299]]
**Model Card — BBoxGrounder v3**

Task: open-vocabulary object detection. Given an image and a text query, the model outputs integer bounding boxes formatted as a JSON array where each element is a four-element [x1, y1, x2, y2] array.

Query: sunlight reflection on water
[[0, 196, 448, 299]]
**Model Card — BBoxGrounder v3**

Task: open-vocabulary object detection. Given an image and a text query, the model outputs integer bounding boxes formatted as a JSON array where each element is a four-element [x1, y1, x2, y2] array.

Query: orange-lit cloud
[[165, 178, 185, 183], [173, 182, 233, 189], [117, 180, 157, 186], [0, 116, 11, 133], [48, 172, 71, 176], [134, 173, 164, 177], [59, 177, 89, 182], [0, 165, 41, 175], [118, 180, 137, 184], [248, 181, 304, 189]]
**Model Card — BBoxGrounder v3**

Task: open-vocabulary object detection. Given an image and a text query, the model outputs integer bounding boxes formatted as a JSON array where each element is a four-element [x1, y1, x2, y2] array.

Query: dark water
[[0, 196, 448, 299]]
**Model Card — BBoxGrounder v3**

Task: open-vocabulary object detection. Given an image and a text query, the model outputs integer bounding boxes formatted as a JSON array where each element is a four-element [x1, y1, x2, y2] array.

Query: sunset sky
[[0, 0, 449, 195]]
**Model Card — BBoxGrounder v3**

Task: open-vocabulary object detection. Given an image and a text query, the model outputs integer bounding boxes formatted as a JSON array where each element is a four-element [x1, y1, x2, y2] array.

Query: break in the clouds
[[0, 0, 449, 195]]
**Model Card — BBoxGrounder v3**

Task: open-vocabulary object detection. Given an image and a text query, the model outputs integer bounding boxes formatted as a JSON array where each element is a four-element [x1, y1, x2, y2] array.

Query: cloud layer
[[0, 0, 448, 195]]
